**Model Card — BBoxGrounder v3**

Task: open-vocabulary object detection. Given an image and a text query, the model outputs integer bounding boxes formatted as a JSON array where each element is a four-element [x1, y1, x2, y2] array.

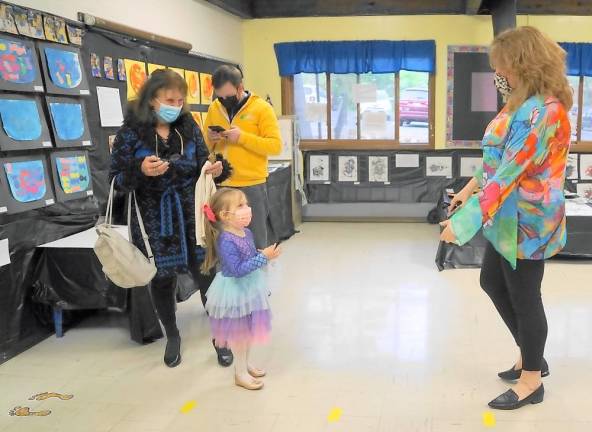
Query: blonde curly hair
[[490, 26, 573, 112]]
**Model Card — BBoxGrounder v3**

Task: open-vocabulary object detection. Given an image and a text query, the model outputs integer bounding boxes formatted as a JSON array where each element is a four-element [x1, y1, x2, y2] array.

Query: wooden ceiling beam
[[465, 0, 485, 15]]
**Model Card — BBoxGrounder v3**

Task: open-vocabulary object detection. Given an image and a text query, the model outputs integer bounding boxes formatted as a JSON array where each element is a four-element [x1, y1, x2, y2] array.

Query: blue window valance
[[274, 40, 436, 76], [559, 42, 592, 77]]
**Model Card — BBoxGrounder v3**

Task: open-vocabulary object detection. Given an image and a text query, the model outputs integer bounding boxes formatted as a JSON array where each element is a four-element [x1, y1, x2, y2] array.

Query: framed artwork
[[0, 4, 18, 35], [39, 43, 90, 96], [45, 96, 92, 148], [368, 156, 389, 182], [0, 94, 51, 151], [13, 7, 44, 39], [200, 73, 213, 105], [0, 35, 44, 93], [147, 63, 165, 76], [103, 56, 114, 80], [90, 53, 101, 77], [426, 156, 453, 178], [459, 156, 483, 178], [117, 58, 126, 81], [43, 15, 68, 44], [0, 155, 55, 214], [66, 24, 83, 45], [446, 46, 501, 148], [168, 67, 184, 79], [566, 153, 579, 180], [338, 156, 358, 182], [185, 70, 201, 104], [49, 150, 93, 202], [124, 59, 147, 100], [576, 183, 592, 201], [580, 154, 592, 181], [309, 155, 330, 183]]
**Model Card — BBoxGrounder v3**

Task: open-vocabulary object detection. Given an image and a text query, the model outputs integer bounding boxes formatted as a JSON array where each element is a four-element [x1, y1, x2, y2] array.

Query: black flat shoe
[[488, 384, 544, 410], [498, 358, 549, 381], [164, 336, 181, 368], [213, 339, 233, 367]]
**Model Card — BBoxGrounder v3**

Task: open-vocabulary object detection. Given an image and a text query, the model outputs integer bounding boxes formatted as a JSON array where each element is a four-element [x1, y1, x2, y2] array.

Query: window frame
[[281, 72, 435, 151], [568, 75, 592, 152]]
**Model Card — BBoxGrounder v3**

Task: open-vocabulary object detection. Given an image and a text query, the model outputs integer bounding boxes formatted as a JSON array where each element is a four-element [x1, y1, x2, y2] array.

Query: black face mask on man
[[219, 94, 239, 112]]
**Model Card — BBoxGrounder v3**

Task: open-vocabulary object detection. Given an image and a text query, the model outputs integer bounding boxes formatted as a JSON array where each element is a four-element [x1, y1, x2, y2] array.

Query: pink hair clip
[[203, 204, 217, 223]]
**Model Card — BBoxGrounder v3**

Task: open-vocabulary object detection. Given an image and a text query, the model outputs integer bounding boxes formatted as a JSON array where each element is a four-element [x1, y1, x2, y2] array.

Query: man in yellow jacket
[[204, 65, 282, 249]]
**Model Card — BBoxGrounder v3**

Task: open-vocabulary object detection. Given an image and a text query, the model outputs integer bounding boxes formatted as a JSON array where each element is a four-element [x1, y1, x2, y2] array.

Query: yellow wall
[[242, 15, 592, 148]]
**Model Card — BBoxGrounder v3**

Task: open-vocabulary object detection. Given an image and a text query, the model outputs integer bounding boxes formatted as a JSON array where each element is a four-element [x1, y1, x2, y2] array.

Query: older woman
[[110, 70, 232, 368], [440, 26, 572, 410]]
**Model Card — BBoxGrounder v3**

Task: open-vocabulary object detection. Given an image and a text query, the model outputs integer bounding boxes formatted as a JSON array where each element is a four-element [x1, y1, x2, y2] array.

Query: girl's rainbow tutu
[[205, 267, 271, 350]]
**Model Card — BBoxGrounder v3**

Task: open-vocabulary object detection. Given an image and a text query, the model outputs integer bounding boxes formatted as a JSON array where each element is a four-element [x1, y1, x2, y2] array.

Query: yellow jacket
[[204, 93, 281, 187]]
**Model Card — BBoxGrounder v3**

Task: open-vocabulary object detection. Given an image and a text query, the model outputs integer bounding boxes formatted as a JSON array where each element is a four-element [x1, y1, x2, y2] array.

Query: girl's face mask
[[227, 206, 252, 228]]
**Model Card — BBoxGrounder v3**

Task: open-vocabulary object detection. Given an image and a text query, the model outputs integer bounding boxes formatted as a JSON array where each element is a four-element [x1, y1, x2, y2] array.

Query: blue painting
[[0, 38, 36, 84], [44, 47, 82, 89], [3, 160, 46, 202], [49, 102, 84, 140], [56, 155, 90, 193], [0, 99, 42, 140]]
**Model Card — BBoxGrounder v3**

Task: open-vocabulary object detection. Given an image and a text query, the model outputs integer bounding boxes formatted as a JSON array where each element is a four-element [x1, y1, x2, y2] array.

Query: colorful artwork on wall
[[200, 73, 213, 105], [124, 59, 147, 100], [0, 4, 18, 35], [46, 96, 91, 147], [43, 15, 68, 44], [168, 67, 184, 79], [0, 94, 51, 151], [0, 155, 54, 213], [185, 70, 200, 104], [40, 44, 90, 96], [117, 58, 126, 81], [103, 56, 114, 80], [90, 53, 101, 78], [66, 25, 83, 45], [13, 7, 44, 39], [147, 63, 165, 76], [50, 151, 93, 202], [0, 36, 43, 93]]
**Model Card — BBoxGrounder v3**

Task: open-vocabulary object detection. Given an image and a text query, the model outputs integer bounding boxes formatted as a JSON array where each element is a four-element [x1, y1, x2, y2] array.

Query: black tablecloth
[[435, 189, 592, 270]]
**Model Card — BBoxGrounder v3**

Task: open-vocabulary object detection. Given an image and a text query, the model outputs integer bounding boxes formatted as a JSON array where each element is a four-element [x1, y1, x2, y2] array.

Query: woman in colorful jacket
[[440, 26, 572, 410], [110, 70, 231, 368]]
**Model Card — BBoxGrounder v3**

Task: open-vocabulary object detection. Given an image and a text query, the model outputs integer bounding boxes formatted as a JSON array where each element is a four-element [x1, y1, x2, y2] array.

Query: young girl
[[201, 188, 281, 390]]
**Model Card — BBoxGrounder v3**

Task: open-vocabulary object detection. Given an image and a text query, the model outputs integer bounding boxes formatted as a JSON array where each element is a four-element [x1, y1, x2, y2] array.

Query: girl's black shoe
[[213, 339, 233, 367]]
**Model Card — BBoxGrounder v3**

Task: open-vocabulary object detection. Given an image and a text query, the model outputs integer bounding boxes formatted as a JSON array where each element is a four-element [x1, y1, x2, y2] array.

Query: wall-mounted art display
[[117, 58, 126, 81], [309, 155, 330, 183], [459, 156, 483, 178], [0, 35, 44, 93], [66, 24, 83, 45], [147, 63, 164, 76], [0, 155, 55, 214], [39, 43, 90, 96], [426, 156, 453, 178], [43, 15, 67, 44], [0, 94, 51, 151], [580, 154, 592, 181], [566, 153, 579, 180], [0, 4, 18, 35], [200, 73, 213, 105], [576, 182, 592, 201], [368, 156, 389, 182], [49, 150, 93, 202], [13, 7, 44, 39], [168, 67, 184, 79], [338, 156, 358, 182], [103, 56, 114, 80], [185, 70, 200, 104], [90, 52, 101, 77], [45, 96, 91, 148], [124, 59, 147, 100]]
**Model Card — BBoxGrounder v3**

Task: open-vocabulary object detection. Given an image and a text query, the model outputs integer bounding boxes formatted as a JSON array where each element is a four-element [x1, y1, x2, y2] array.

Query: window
[[567, 75, 592, 150], [284, 71, 434, 150]]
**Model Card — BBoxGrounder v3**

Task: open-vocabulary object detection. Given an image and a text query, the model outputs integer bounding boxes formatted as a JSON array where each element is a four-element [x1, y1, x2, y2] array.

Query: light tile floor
[[1, 223, 591, 431]]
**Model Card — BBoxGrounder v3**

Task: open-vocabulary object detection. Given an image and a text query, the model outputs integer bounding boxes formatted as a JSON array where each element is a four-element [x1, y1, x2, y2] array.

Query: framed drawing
[[459, 156, 483, 178], [124, 59, 147, 100], [566, 153, 579, 180], [45, 96, 92, 148], [39, 42, 90, 96], [308, 155, 330, 183], [43, 15, 68, 44], [49, 150, 93, 202], [200, 73, 213, 105], [0, 154, 55, 214], [0, 94, 51, 151], [580, 154, 592, 181], [13, 7, 44, 39], [368, 156, 389, 182], [338, 156, 358, 182], [0, 4, 18, 35], [0, 35, 44, 93], [576, 183, 592, 201], [185, 70, 201, 104], [426, 156, 453, 178]]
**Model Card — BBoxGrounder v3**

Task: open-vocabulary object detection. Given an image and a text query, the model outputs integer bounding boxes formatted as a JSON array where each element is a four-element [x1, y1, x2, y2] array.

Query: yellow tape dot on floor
[[180, 401, 197, 414], [327, 407, 343, 423], [483, 411, 496, 427]]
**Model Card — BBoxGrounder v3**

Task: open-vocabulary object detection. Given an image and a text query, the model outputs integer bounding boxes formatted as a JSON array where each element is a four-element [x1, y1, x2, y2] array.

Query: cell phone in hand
[[208, 125, 226, 133]]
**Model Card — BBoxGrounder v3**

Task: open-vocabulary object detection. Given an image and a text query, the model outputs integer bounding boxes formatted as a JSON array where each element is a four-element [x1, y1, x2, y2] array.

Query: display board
[[45, 96, 91, 147], [0, 93, 51, 150], [49, 150, 93, 202]]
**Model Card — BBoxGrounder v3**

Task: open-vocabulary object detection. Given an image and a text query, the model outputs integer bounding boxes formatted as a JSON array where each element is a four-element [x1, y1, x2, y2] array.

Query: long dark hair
[[124, 69, 191, 137]]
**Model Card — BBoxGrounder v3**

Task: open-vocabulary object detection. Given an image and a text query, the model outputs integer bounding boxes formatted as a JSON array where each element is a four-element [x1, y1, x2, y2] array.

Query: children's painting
[[48, 102, 84, 141], [44, 47, 82, 89], [576, 183, 592, 201], [43, 15, 68, 44], [309, 155, 330, 182], [338, 156, 358, 182], [566, 153, 578, 180], [168, 67, 184, 79], [0, 38, 37, 86], [147, 63, 165, 76], [117, 58, 126, 81], [103, 56, 114, 80], [426, 156, 453, 178], [460, 157, 482, 178], [200, 73, 213, 105], [56, 155, 90, 194], [13, 7, 44, 39], [66, 25, 83, 45], [0, 99, 42, 141], [90, 53, 101, 78], [0, 4, 18, 35], [3, 160, 47, 203], [368, 156, 389, 182], [124, 59, 147, 100], [185, 70, 200, 104], [580, 154, 592, 181]]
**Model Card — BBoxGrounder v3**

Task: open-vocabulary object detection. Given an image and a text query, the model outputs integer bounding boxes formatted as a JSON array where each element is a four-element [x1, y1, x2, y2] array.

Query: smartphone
[[208, 125, 226, 133], [275, 239, 283, 248]]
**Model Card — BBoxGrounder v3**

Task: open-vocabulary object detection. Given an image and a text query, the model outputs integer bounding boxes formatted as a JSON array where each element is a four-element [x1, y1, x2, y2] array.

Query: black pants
[[480, 242, 547, 371]]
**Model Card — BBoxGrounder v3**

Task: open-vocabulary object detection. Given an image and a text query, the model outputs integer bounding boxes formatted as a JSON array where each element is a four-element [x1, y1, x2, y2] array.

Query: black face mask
[[219, 94, 239, 112]]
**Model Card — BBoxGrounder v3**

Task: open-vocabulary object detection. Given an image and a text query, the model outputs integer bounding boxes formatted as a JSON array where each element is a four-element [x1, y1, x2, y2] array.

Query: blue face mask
[[156, 101, 182, 123]]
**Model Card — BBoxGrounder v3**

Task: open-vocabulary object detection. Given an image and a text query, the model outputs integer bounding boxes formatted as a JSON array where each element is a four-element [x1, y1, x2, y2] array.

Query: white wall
[[11, 0, 243, 64]]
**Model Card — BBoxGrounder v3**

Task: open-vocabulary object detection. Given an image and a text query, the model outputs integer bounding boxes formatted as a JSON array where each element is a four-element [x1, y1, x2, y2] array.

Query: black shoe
[[213, 339, 233, 367], [498, 358, 549, 381], [164, 336, 181, 368], [488, 384, 544, 410]]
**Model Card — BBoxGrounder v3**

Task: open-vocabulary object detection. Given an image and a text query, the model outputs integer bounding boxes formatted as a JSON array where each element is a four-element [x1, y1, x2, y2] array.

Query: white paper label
[[384, 181, 391, 185], [323, 181, 331, 185], [82, 140, 91, 146], [573, 180, 579, 183], [0, 239, 10, 267], [0, 206, 7, 213], [42, 141, 52, 147], [354, 182, 360, 185], [45, 199, 55, 206], [86, 190, 94, 196], [80, 89, 90, 95], [34, 85, 44, 92]]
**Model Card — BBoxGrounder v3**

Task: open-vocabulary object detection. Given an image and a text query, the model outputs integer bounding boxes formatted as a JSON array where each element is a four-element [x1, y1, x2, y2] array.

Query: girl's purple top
[[217, 229, 268, 278]]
